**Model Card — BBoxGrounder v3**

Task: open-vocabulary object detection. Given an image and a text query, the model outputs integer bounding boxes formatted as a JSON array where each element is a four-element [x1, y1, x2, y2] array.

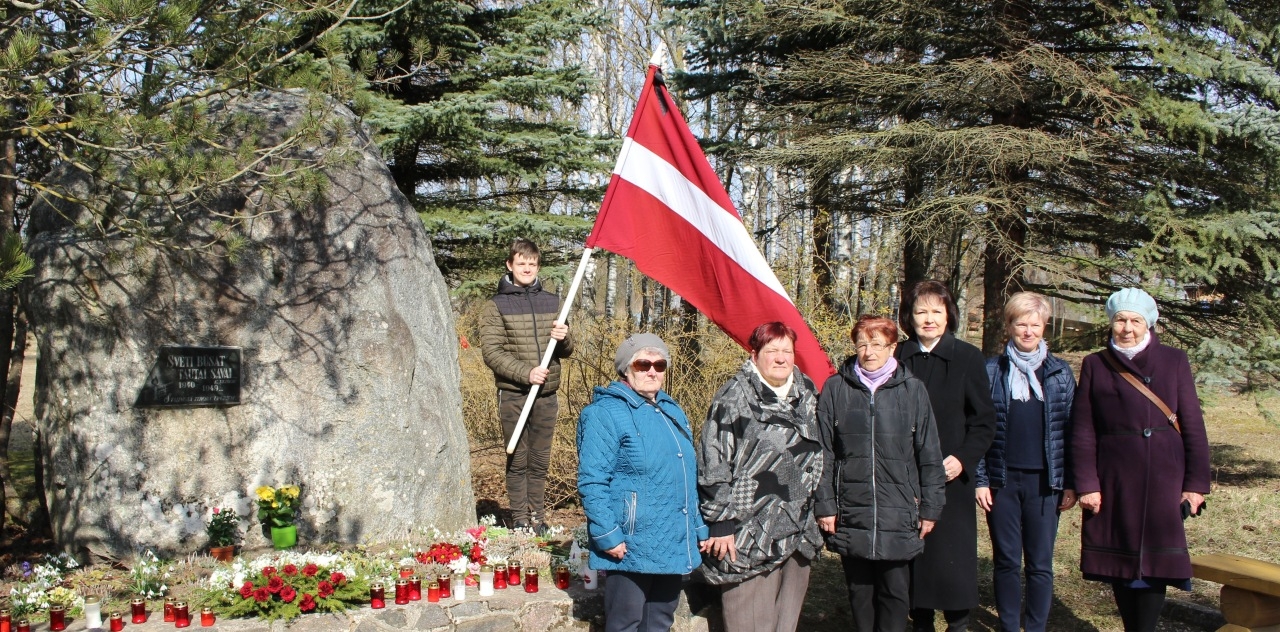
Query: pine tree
[[672, 0, 1280, 354], [321, 0, 615, 286]]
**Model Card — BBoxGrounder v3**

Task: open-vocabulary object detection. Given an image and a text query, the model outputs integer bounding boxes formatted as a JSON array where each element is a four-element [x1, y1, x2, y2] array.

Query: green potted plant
[[256, 484, 301, 549], [206, 507, 240, 561]]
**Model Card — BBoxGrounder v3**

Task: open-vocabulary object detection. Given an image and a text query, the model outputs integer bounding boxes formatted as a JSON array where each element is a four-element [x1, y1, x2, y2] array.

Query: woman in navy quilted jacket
[[974, 292, 1077, 632], [578, 333, 710, 632]]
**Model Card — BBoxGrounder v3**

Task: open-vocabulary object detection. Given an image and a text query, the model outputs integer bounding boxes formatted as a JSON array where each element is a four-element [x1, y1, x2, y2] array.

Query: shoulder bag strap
[[1100, 348, 1181, 434]]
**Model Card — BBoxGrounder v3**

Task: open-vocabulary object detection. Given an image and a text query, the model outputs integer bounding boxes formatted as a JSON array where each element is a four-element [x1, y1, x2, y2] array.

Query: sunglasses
[[630, 358, 668, 373]]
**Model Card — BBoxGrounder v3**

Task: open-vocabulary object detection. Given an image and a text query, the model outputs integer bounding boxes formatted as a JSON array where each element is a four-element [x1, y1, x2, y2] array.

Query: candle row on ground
[[0, 601, 216, 631]]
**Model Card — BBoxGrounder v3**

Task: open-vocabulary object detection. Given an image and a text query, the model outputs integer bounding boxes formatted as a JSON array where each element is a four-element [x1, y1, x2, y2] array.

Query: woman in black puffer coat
[[817, 315, 947, 632]]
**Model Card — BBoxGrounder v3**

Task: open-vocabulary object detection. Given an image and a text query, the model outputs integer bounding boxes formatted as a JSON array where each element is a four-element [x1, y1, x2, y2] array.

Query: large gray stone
[[454, 615, 517, 632], [520, 601, 567, 630], [375, 608, 410, 629], [26, 89, 473, 557], [446, 601, 489, 620], [281, 613, 352, 632], [413, 606, 453, 630]]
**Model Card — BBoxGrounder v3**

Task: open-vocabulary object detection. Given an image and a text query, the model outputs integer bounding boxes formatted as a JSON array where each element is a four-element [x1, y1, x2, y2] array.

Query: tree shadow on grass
[[1209, 443, 1280, 487]]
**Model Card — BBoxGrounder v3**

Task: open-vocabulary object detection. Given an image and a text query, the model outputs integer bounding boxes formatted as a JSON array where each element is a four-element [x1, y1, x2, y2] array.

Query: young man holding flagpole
[[479, 238, 573, 532]]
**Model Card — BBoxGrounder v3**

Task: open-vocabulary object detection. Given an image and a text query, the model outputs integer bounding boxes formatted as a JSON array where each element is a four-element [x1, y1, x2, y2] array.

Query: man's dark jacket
[[479, 275, 574, 393]]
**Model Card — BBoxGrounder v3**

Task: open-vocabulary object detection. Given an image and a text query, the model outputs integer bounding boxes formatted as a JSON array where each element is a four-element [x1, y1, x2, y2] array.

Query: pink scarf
[[855, 357, 898, 394]]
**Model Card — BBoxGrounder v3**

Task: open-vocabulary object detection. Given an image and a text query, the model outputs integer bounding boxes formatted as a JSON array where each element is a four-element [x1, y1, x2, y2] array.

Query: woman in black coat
[[896, 280, 996, 632], [817, 315, 946, 632]]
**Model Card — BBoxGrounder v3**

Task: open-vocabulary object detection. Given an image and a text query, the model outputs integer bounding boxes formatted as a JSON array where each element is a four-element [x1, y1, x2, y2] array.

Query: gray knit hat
[[615, 333, 670, 376], [1105, 287, 1159, 328]]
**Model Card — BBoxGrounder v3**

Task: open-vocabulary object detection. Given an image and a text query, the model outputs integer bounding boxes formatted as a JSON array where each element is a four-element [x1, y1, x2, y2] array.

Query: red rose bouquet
[[213, 562, 367, 621]]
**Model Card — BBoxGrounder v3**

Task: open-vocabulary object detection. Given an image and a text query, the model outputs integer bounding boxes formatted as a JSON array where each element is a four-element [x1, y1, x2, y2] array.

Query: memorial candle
[[1, 608, 10, 632], [408, 576, 421, 601], [507, 561, 521, 586], [554, 565, 571, 590], [523, 568, 538, 593], [84, 596, 103, 629], [131, 597, 148, 623], [174, 601, 190, 628], [399, 566, 414, 579], [200, 607, 215, 627], [452, 573, 466, 601], [426, 581, 440, 603], [163, 597, 177, 622], [14, 619, 28, 632], [437, 574, 451, 599], [109, 613, 124, 632], [478, 566, 494, 597], [48, 605, 67, 631], [394, 578, 410, 605], [370, 583, 386, 609], [493, 564, 507, 590]]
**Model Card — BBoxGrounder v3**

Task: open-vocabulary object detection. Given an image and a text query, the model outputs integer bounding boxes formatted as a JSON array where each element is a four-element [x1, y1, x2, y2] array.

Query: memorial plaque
[[136, 346, 242, 407]]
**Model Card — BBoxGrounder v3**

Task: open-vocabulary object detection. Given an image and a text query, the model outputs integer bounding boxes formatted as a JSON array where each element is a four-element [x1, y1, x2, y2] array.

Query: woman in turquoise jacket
[[578, 333, 709, 632]]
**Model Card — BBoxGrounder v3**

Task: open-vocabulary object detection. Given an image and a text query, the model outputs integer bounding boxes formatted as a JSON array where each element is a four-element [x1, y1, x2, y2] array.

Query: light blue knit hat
[[1105, 288, 1158, 328]]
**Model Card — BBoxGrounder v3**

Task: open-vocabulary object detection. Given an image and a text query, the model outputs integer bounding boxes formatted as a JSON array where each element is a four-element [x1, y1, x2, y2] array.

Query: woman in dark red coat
[[1072, 288, 1211, 632]]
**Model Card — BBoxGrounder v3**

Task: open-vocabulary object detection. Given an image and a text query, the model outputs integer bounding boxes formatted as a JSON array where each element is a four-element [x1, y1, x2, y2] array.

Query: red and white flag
[[588, 65, 836, 386]]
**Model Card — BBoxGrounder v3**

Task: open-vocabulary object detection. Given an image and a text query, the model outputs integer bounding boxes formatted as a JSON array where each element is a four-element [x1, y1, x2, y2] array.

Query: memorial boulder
[[25, 90, 474, 557]]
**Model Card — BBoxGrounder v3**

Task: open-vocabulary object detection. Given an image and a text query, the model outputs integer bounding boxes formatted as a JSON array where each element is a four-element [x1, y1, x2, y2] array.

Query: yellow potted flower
[[256, 484, 301, 549]]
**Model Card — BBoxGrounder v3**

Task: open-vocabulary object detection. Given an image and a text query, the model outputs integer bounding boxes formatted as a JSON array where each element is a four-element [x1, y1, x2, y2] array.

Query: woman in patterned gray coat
[[697, 322, 824, 632]]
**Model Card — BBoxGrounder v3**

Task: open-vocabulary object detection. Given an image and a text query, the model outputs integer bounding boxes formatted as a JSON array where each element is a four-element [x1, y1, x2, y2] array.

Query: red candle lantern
[[507, 561, 522, 586], [163, 597, 177, 622], [1, 608, 10, 632], [394, 578, 410, 605], [15, 619, 29, 632], [493, 564, 508, 590], [131, 597, 148, 623], [370, 583, 386, 609], [554, 565, 571, 590], [426, 581, 440, 603], [524, 568, 539, 593], [200, 606, 215, 627], [399, 566, 415, 579], [408, 575, 422, 601], [109, 612, 125, 632], [437, 574, 451, 599], [48, 605, 67, 631], [174, 601, 191, 628]]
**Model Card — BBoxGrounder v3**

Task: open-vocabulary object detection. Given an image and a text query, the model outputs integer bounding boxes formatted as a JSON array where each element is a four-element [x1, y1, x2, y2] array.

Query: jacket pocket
[[624, 491, 638, 536]]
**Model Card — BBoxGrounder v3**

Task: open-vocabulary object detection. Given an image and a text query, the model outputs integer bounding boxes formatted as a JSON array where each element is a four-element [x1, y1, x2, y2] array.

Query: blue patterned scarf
[[1006, 340, 1046, 402]]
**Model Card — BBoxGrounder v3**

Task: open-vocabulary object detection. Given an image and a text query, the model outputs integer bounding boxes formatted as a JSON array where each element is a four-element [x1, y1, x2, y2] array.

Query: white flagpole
[[505, 247, 595, 454]]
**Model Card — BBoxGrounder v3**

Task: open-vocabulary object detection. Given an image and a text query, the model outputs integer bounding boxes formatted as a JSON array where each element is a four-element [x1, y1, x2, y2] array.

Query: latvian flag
[[587, 65, 836, 387]]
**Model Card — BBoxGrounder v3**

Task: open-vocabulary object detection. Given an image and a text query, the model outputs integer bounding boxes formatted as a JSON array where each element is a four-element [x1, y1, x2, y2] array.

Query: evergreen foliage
[[326, 0, 615, 283], [671, 0, 1280, 355], [2, 0, 379, 247]]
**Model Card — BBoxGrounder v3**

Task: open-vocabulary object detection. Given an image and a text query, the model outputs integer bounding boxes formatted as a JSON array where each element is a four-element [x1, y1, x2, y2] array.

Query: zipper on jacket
[[626, 491, 637, 535], [869, 390, 878, 556], [653, 401, 698, 571]]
